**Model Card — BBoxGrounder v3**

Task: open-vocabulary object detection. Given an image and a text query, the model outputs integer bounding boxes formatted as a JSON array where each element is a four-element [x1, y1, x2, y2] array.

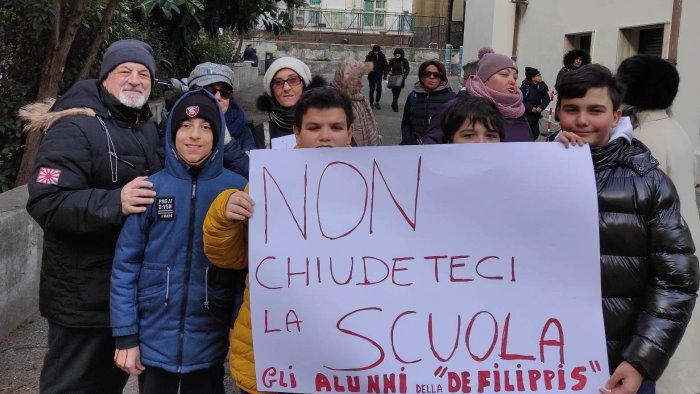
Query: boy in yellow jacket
[[202, 87, 354, 394]]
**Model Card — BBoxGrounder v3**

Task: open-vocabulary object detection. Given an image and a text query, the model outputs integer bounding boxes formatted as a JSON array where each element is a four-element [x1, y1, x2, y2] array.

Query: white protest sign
[[248, 143, 608, 394], [271, 134, 298, 149]]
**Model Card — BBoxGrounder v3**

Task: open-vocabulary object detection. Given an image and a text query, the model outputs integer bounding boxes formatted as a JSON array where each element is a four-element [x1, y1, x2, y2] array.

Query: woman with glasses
[[252, 57, 326, 149], [464, 48, 532, 142], [400, 59, 455, 145], [188, 62, 255, 178]]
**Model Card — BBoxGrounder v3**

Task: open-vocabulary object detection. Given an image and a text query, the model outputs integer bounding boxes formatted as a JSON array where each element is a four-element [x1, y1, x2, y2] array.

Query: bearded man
[[23, 39, 163, 393]]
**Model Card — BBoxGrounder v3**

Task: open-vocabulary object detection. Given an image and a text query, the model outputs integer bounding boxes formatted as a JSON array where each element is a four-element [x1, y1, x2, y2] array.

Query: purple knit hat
[[476, 47, 518, 82]]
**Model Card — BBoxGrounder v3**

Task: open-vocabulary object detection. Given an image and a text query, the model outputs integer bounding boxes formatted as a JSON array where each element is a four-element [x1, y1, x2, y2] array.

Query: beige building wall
[[462, 0, 515, 61], [675, 0, 700, 147], [462, 0, 700, 170], [413, 0, 448, 18]]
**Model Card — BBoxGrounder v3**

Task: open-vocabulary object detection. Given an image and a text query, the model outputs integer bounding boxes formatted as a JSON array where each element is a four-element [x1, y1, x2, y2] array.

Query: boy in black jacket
[[557, 64, 699, 394]]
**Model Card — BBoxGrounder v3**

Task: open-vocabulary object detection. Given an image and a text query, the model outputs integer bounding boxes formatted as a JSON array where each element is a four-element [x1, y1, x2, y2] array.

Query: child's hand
[[556, 130, 587, 148], [114, 346, 145, 376], [225, 190, 255, 221], [599, 361, 643, 394]]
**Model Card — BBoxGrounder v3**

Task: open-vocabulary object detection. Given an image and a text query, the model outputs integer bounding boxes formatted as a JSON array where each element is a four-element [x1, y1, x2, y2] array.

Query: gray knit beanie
[[99, 39, 156, 82], [188, 62, 235, 89]]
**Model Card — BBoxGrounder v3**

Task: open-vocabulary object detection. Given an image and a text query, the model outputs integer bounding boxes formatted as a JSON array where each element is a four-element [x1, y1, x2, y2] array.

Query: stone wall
[[245, 40, 461, 76], [0, 186, 42, 340]]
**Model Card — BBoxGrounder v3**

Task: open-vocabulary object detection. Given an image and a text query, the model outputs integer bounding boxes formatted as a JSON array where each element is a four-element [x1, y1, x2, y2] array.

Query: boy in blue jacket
[[110, 89, 247, 393]]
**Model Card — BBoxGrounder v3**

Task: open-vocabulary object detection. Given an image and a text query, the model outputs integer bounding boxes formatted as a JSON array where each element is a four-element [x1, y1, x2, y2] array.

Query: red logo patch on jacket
[[36, 167, 61, 185]]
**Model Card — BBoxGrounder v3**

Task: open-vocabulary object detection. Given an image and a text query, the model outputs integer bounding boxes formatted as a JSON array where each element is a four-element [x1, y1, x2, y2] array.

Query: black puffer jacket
[[25, 80, 162, 328], [387, 49, 410, 86], [400, 82, 455, 145], [593, 138, 699, 380], [365, 50, 388, 81]]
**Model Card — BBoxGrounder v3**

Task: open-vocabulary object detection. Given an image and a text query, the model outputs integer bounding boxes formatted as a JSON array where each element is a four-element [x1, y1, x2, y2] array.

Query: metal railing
[[291, 8, 414, 35], [290, 8, 448, 47]]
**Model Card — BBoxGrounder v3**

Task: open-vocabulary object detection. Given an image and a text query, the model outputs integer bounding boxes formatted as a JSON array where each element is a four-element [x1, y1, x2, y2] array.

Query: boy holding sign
[[202, 86, 354, 394], [556, 65, 699, 394], [110, 90, 248, 393]]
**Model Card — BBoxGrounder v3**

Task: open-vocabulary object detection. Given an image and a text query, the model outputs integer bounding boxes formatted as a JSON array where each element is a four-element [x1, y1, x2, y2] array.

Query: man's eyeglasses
[[204, 85, 232, 99], [271, 75, 303, 89], [422, 71, 442, 79]]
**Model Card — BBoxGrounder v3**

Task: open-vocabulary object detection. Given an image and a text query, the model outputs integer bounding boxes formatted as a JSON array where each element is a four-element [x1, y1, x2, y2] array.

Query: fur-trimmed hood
[[256, 74, 327, 112], [18, 79, 152, 134], [562, 49, 591, 69], [18, 80, 105, 134], [19, 98, 95, 135]]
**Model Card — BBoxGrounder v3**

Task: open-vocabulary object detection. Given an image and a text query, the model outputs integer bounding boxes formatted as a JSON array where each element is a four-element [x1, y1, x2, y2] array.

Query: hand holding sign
[[225, 190, 255, 221]]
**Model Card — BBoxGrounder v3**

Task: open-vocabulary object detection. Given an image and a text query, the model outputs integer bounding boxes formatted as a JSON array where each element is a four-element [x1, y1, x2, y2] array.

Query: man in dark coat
[[24, 39, 163, 393], [365, 44, 388, 109]]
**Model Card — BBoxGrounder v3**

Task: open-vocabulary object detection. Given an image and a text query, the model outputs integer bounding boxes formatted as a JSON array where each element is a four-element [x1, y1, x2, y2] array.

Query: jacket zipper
[[204, 266, 210, 309], [130, 126, 152, 175], [177, 175, 198, 372]]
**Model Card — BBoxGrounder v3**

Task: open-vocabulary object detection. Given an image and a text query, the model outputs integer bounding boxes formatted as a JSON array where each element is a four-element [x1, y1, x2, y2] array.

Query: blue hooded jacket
[[111, 89, 247, 373]]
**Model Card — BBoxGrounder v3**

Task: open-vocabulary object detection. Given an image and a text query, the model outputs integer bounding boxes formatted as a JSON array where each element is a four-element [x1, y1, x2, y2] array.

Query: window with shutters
[[565, 32, 593, 55], [363, 0, 386, 29], [638, 27, 664, 57], [618, 24, 668, 64]]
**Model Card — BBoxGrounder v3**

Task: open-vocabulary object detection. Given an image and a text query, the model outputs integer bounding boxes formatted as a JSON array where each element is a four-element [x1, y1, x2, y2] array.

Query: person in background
[[251, 57, 325, 149], [554, 48, 591, 92], [400, 59, 455, 145], [386, 47, 410, 112], [111, 89, 247, 394], [365, 44, 388, 109], [203, 87, 355, 394], [331, 59, 381, 146], [465, 47, 532, 142], [420, 59, 480, 140], [554, 48, 591, 121], [556, 64, 698, 394], [520, 66, 550, 140], [441, 96, 505, 144], [22, 38, 162, 393], [189, 62, 255, 179], [242, 44, 258, 67], [459, 60, 479, 93], [616, 54, 700, 394]]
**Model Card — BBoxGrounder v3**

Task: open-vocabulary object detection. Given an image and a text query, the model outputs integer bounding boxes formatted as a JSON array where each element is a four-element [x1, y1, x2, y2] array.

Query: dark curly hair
[[562, 49, 591, 69]]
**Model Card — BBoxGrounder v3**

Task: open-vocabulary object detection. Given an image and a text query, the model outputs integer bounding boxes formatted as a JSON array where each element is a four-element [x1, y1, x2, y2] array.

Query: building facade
[[288, 0, 414, 45], [462, 0, 700, 164]]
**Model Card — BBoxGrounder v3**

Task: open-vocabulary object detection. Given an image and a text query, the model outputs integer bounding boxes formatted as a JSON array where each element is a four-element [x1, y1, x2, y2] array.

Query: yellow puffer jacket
[[203, 187, 272, 394]]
